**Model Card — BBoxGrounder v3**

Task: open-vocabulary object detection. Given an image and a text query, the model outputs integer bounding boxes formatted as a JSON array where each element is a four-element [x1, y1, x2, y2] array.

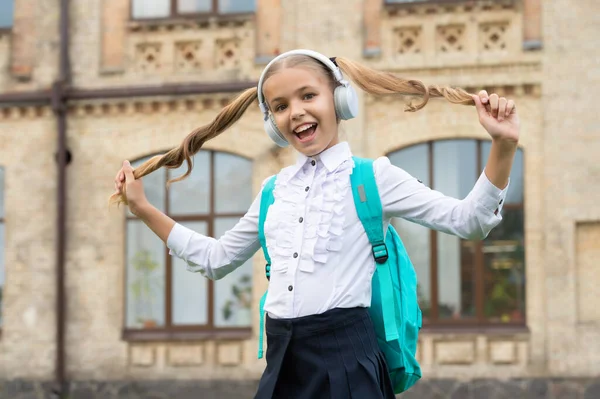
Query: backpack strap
[[257, 175, 277, 359], [350, 157, 399, 342]]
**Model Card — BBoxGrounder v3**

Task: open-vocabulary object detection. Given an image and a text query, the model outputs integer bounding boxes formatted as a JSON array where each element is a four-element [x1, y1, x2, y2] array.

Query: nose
[[290, 100, 305, 120]]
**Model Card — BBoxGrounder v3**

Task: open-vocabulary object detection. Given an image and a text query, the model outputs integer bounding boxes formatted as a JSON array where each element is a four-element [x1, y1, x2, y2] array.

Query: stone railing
[[374, 0, 539, 73]]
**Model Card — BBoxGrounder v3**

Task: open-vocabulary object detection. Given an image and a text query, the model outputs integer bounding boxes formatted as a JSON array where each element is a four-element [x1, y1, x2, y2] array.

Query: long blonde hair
[[109, 54, 474, 206]]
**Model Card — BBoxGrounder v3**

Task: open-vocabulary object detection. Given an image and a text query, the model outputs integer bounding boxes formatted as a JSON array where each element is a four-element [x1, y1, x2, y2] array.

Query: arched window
[[124, 150, 254, 337], [388, 139, 525, 326], [0, 167, 4, 327]]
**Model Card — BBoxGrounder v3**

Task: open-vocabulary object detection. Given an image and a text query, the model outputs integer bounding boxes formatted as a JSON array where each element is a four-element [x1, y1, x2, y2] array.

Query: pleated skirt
[[254, 307, 396, 399]]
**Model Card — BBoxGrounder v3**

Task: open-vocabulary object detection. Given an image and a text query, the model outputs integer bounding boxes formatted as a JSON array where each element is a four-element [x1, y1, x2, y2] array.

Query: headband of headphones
[[256, 49, 347, 120]]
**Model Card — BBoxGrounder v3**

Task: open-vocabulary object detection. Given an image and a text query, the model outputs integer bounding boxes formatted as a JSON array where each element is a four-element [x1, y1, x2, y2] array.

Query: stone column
[[523, 0, 542, 50], [101, 0, 130, 72], [363, 0, 382, 58], [10, 0, 37, 80], [255, 0, 281, 64]]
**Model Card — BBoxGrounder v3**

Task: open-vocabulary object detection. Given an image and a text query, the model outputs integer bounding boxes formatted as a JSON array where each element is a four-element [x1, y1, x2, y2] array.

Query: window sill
[[384, 0, 515, 9], [420, 323, 529, 336], [127, 13, 254, 32], [122, 328, 252, 342]]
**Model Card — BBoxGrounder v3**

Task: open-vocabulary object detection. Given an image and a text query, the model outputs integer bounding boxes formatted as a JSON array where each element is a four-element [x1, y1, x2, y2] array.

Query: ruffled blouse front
[[263, 151, 354, 275]]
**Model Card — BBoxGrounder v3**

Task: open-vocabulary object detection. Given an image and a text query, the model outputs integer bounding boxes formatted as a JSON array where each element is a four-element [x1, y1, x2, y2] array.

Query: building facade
[[0, 0, 599, 398]]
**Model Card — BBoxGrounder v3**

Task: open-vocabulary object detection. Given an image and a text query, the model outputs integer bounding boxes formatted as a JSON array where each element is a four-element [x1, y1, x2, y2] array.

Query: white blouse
[[167, 142, 508, 319]]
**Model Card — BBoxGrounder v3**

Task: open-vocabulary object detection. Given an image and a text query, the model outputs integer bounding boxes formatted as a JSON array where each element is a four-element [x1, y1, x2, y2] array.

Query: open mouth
[[293, 123, 318, 143]]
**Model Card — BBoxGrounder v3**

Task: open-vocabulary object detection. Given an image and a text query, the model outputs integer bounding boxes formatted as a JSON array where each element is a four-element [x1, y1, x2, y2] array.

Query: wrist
[[492, 137, 518, 153], [133, 200, 153, 219]]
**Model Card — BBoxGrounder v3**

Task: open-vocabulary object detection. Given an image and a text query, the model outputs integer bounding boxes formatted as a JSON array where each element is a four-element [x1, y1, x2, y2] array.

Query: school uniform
[[167, 141, 507, 399]]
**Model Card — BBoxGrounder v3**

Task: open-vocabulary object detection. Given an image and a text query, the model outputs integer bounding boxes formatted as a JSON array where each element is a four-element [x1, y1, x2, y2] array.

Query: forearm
[[136, 202, 176, 243], [483, 138, 518, 190]]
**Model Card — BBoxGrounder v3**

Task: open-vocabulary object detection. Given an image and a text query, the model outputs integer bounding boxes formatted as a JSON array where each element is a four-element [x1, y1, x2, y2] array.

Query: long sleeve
[[166, 180, 266, 280], [374, 156, 508, 240]]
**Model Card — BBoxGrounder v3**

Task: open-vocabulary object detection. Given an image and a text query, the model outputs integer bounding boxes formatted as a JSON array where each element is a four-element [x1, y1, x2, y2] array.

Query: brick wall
[[0, 0, 599, 395]]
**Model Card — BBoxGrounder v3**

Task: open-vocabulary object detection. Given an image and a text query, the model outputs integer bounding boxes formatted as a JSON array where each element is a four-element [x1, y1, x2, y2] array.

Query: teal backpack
[[257, 156, 422, 394]]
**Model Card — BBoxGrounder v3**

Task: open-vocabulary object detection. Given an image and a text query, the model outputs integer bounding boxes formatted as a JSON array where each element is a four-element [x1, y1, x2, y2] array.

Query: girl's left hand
[[472, 90, 520, 144]]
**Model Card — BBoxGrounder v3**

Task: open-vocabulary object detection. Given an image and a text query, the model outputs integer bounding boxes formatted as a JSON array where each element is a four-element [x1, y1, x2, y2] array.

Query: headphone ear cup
[[334, 84, 359, 120], [264, 114, 289, 147]]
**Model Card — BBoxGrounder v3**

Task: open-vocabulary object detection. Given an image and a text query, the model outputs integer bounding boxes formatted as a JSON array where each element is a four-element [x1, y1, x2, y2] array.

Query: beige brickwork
[[0, 0, 598, 386]]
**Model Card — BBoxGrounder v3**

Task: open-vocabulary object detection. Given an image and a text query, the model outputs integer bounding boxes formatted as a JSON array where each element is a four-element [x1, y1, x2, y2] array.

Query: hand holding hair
[[471, 90, 520, 144], [112, 160, 149, 216]]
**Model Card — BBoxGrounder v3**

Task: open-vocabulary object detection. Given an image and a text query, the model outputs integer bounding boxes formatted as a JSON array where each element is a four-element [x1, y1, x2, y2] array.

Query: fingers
[[506, 99, 515, 117], [488, 93, 499, 118], [478, 90, 489, 104], [114, 168, 125, 193], [478, 90, 516, 121], [472, 94, 488, 121], [497, 97, 507, 121], [122, 160, 135, 182]]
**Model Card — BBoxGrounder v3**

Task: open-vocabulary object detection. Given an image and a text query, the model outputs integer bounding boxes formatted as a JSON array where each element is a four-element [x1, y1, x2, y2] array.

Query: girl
[[111, 49, 519, 399]]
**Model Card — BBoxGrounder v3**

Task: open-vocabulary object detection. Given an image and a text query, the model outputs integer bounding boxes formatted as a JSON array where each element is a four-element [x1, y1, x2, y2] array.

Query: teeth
[[295, 124, 315, 133]]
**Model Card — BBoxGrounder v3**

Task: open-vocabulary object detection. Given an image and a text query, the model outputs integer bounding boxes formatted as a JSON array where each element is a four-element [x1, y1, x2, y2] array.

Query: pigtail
[[109, 87, 259, 207], [335, 57, 474, 112]]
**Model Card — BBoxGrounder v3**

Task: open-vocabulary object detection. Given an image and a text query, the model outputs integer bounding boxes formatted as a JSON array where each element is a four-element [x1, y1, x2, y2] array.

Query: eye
[[274, 104, 287, 112], [303, 93, 316, 100]]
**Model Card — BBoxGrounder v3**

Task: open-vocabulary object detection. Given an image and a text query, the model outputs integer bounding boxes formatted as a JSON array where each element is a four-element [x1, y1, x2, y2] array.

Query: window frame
[[122, 150, 254, 342], [130, 0, 256, 21], [388, 139, 526, 331]]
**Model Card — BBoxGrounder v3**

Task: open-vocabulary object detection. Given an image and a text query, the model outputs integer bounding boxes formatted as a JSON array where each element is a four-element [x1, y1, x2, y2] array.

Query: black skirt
[[254, 307, 396, 399]]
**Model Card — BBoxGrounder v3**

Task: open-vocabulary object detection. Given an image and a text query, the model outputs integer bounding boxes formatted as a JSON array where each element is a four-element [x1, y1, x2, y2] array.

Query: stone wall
[[0, 0, 599, 396]]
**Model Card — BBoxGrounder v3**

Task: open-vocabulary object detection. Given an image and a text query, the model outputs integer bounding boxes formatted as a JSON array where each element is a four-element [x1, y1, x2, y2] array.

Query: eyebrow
[[270, 86, 316, 105]]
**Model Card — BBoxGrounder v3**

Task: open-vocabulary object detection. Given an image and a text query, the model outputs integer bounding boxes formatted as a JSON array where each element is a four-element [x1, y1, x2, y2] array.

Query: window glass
[[168, 152, 210, 216], [214, 152, 252, 214], [219, 0, 255, 13], [0, 0, 14, 29], [126, 221, 166, 328], [172, 221, 209, 325], [388, 140, 525, 325], [178, 0, 211, 14], [131, 0, 170, 19], [213, 217, 253, 327]]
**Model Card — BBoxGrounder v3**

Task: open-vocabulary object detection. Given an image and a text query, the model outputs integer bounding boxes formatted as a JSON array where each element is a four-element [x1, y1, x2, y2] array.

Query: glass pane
[[128, 157, 166, 216], [214, 153, 252, 214], [0, 0, 14, 28], [434, 140, 477, 320], [213, 217, 252, 327], [437, 232, 476, 319], [388, 144, 431, 320], [483, 208, 525, 323], [434, 140, 477, 199], [168, 151, 210, 216], [0, 167, 4, 217], [482, 141, 524, 204], [172, 221, 209, 325], [219, 0, 255, 13], [132, 0, 170, 18], [0, 223, 4, 327], [126, 220, 166, 328], [387, 143, 430, 187], [392, 219, 431, 322], [178, 0, 211, 13]]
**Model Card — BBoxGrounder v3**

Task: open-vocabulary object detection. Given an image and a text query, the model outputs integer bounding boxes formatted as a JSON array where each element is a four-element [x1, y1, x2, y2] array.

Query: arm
[[377, 157, 506, 240], [165, 194, 263, 280], [476, 90, 520, 190], [378, 90, 519, 240], [117, 160, 264, 280]]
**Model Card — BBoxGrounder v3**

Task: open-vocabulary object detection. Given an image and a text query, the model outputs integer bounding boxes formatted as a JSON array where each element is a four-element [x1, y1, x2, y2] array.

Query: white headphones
[[256, 49, 359, 147]]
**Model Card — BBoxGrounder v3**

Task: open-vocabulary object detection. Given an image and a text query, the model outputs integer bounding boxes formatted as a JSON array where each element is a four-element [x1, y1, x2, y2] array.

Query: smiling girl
[[111, 49, 519, 399]]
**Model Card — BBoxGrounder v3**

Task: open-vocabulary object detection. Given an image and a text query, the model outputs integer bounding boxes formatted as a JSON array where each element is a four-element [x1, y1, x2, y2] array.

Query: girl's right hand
[[114, 160, 148, 217]]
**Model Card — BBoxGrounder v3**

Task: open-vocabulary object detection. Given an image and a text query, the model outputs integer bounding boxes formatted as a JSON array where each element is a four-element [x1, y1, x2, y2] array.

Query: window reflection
[[388, 140, 525, 325], [125, 151, 253, 331]]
